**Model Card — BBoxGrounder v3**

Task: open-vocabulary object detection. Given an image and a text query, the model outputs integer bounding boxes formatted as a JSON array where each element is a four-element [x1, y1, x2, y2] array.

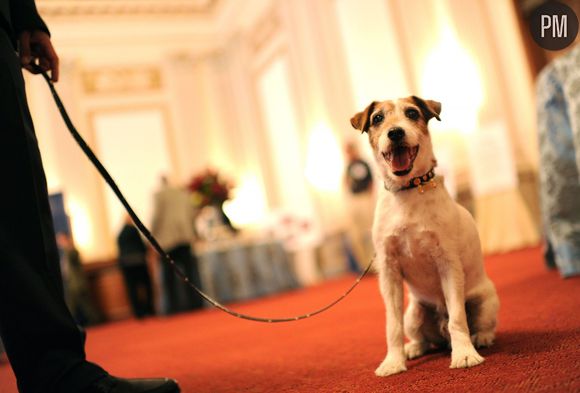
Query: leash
[[36, 68, 374, 323]]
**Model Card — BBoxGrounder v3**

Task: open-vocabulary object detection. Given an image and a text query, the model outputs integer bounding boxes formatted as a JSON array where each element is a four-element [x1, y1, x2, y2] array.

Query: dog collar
[[384, 167, 437, 194]]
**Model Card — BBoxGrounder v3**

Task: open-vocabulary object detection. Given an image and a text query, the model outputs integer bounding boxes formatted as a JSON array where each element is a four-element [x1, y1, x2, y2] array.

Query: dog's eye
[[371, 113, 384, 125], [405, 108, 420, 120]]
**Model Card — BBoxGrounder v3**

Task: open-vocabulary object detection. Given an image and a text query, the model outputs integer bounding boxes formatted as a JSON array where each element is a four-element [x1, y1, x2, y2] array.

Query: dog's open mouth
[[382, 145, 419, 176]]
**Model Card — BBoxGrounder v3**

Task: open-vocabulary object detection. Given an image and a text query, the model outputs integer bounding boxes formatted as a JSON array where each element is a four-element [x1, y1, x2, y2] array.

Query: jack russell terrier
[[350, 96, 499, 377]]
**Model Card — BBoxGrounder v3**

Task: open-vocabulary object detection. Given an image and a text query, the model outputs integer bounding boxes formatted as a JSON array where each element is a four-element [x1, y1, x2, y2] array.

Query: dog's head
[[350, 96, 441, 190]]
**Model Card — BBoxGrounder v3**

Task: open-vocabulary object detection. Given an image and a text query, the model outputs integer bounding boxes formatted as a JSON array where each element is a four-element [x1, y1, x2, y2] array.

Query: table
[[195, 238, 300, 304]]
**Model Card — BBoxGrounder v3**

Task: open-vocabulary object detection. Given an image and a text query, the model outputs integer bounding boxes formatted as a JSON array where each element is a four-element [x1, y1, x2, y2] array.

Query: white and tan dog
[[350, 96, 499, 377]]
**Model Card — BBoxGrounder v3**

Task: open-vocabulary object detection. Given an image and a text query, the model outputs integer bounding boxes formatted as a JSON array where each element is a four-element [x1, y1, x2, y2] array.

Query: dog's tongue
[[391, 147, 411, 171]]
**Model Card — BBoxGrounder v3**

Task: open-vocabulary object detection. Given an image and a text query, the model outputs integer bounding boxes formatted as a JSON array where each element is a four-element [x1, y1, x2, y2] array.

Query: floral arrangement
[[187, 169, 232, 208]]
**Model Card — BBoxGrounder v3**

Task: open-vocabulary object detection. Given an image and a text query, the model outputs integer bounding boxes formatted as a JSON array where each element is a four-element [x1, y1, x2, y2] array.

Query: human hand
[[18, 30, 59, 82]]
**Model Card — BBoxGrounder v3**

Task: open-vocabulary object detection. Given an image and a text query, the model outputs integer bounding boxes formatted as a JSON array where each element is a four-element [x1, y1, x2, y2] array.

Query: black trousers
[[0, 30, 106, 393], [120, 263, 154, 318], [161, 245, 203, 314]]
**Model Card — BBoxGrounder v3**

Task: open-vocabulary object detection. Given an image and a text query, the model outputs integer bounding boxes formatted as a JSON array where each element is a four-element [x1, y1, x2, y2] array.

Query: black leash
[[37, 69, 374, 323]]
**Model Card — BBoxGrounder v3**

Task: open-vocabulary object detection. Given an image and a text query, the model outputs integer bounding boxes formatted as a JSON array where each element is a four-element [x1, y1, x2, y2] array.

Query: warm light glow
[[421, 25, 484, 134], [222, 175, 268, 228], [304, 123, 344, 192], [67, 198, 93, 254], [45, 174, 62, 195]]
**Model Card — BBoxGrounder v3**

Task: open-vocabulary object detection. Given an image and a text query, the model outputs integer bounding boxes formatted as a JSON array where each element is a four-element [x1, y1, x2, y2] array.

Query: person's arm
[[9, 0, 48, 35], [150, 193, 163, 237], [9, 0, 59, 81]]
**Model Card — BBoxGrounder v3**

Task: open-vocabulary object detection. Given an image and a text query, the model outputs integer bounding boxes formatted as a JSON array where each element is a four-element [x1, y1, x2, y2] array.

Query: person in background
[[344, 142, 375, 270], [0, 0, 180, 391], [151, 176, 204, 314], [57, 232, 100, 326], [536, 39, 580, 278], [117, 215, 155, 319]]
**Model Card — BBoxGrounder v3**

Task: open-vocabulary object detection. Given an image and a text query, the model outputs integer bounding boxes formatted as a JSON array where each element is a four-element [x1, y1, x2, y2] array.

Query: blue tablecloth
[[196, 239, 299, 304]]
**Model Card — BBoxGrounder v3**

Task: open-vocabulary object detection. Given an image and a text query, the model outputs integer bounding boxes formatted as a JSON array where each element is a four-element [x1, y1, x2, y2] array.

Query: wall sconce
[[421, 26, 484, 134], [222, 174, 268, 228]]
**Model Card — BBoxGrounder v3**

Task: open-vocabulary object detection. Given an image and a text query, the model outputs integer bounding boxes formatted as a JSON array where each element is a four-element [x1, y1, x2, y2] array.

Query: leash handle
[[37, 68, 374, 323]]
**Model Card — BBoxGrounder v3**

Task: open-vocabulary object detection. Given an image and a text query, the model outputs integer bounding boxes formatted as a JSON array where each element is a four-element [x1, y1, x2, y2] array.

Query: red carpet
[[1, 246, 579, 392]]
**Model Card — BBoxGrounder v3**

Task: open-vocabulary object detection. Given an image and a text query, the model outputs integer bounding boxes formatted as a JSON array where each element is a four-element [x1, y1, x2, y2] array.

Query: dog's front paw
[[450, 346, 484, 369], [471, 331, 495, 348], [404, 341, 428, 360], [375, 357, 407, 377]]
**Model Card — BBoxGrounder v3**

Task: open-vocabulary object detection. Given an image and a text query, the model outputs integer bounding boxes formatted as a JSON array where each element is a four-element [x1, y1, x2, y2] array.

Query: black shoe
[[84, 375, 180, 393]]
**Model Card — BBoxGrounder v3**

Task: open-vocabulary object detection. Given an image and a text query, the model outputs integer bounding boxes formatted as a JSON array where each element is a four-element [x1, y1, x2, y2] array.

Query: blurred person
[[535, 0, 580, 278], [0, 0, 180, 391], [56, 232, 100, 326], [117, 215, 154, 319], [344, 142, 375, 270], [151, 176, 203, 314], [536, 39, 580, 278]]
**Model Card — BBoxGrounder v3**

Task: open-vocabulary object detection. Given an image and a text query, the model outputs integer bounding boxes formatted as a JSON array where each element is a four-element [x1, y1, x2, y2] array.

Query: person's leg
[[162, 249, 181, 314], [167, 247, 188, 312], [131, 265, 153, 318], [131, 267, 147, 318], [121, 266, 142, 318], [168, 245, 203, 311], [349, 192, 375, 269], [180, 245, 203, 310], [0, 30, 106, 393], [190, 261, 204, 309], [136, 264, 155, 316]]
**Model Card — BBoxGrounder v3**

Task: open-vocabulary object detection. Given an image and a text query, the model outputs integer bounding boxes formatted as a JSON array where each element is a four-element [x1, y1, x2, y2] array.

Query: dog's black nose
[[388, 127, 405, 142]]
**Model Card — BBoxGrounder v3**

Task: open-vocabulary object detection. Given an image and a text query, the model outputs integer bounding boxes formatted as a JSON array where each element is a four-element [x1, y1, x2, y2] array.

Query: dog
[[350, 96, 499, 377]]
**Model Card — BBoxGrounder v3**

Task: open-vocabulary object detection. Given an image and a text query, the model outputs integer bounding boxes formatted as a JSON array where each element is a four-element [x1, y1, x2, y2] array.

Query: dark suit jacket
[[0, 0, 49, 48]]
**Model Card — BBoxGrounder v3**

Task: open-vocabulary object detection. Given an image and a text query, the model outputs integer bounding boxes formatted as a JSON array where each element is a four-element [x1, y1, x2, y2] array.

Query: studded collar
[[384, 167, 437, 194]]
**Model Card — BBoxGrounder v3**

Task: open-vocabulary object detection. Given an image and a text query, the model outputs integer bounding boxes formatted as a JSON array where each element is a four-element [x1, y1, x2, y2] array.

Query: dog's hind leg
[[405, 297, 448, 359], [404, 295, 430, 359], [467, 279, 499, 348]]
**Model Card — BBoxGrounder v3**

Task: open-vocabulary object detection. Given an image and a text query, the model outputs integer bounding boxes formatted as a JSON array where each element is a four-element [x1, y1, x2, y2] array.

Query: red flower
[[188, 169, 232, 207]]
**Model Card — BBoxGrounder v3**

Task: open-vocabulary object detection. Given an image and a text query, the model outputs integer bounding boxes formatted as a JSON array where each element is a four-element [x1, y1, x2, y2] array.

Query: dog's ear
[[350, 101, 377, 133], [411, 96, 441, 122]]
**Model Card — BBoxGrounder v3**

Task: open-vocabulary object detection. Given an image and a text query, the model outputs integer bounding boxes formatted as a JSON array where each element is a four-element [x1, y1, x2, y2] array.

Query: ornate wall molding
[[38, 0, 220, 17], [82, 66, 162, 95], [248, 6, 281, 55]]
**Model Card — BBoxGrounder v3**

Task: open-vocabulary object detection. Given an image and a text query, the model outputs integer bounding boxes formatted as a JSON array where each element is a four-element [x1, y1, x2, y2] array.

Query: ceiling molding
[[37, 0, 221, 17], [82, 66, 163, 95]]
